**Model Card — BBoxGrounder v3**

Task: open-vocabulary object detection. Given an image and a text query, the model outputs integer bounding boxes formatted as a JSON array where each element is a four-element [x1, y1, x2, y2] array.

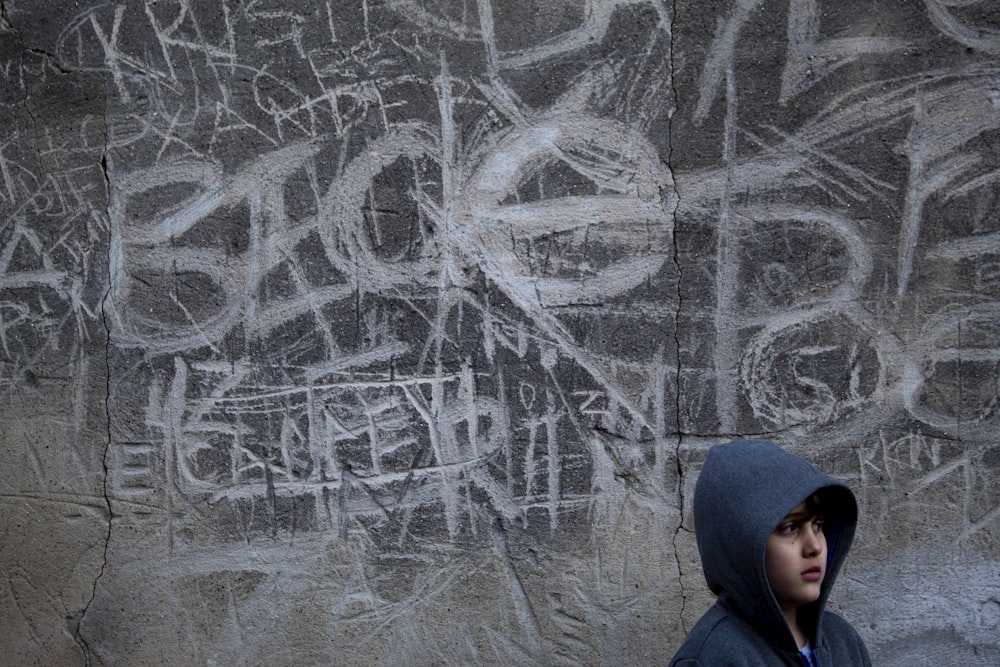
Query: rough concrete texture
[[1, 0, 998, 664]]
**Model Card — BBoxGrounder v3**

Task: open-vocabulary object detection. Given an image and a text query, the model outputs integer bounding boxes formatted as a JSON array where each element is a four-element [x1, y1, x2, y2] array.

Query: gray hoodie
[[669, 439, 872, 666]]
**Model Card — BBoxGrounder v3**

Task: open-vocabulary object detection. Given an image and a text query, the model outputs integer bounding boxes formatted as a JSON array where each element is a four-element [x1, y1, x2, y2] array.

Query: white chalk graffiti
[[4, 1, 999, 663], [22, 0, 996, 543], [107, 105, 675, 536]]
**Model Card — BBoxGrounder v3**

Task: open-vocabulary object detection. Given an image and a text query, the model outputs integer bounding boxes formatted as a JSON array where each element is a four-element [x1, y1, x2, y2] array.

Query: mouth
[[801, 566, 823, 582]]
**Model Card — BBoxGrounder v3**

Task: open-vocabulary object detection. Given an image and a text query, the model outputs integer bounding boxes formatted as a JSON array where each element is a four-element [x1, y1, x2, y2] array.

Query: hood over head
[[693, 438, 858, 648]]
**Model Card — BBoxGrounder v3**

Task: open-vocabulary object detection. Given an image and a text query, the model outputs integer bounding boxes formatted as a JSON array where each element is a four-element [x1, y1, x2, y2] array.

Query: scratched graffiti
[[2, 0, 999, 663], [89, 0, 680, 549]]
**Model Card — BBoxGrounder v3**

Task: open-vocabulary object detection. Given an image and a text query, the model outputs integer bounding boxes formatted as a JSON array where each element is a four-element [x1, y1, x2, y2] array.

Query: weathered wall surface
[[1, 0, 998, 664]]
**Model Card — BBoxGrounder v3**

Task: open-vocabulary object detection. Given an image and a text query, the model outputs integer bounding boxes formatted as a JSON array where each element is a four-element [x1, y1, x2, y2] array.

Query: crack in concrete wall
[[74, 150, 115, 667], [1, 1, 999, 664]]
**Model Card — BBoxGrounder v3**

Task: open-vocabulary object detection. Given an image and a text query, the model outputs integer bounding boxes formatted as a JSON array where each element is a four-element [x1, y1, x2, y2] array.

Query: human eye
[[777, 522, 796, 535], [813, 518, 825, 532]]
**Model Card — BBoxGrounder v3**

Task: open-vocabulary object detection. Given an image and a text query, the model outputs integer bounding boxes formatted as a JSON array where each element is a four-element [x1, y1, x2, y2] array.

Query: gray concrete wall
[[1, 1, 998, 664]]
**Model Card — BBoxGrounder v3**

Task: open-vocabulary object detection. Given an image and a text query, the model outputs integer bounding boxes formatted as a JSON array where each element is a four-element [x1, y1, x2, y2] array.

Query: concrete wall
[[1, 1, 998, 664]]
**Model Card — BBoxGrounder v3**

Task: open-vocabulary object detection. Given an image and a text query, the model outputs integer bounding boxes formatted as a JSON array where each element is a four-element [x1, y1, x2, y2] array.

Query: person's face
[[765, 500, 827, 612]]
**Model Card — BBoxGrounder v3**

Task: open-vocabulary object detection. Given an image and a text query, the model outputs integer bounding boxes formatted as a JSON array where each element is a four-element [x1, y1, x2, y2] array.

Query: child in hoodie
[[668, 438, 871, 666]]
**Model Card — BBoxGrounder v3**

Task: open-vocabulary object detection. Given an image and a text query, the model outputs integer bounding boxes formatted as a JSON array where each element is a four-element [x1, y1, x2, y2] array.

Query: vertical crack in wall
[[665, 0, 690, 636], [1, 7, 109, 661], [73, 76, 116, 667]]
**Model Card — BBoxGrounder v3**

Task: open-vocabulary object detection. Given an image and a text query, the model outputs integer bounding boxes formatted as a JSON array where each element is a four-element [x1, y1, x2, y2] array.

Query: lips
[[801, 566, 823, 582]]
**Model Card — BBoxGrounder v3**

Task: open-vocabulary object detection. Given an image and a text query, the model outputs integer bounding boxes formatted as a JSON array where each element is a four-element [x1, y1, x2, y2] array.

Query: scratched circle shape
[[741, 307, 889, 428], [319, 124, 443, 292], [729, 206, 873, 316], [460, 113, 674, 308], [903, 302, 1000, 439], [111, 161, 247, 352]]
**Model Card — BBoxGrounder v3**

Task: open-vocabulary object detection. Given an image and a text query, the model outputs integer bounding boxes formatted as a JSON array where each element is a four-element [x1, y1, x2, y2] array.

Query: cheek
[[764, 541, 793, 581]]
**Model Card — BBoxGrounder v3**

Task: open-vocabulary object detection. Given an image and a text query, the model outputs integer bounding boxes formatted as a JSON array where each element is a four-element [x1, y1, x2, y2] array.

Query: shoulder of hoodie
[[817, 610, 872, 664], [668, 602, 797, 666]]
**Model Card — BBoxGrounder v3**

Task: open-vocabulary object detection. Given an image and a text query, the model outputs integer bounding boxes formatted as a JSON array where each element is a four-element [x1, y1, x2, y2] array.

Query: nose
[[802, 524, 824, 557]]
